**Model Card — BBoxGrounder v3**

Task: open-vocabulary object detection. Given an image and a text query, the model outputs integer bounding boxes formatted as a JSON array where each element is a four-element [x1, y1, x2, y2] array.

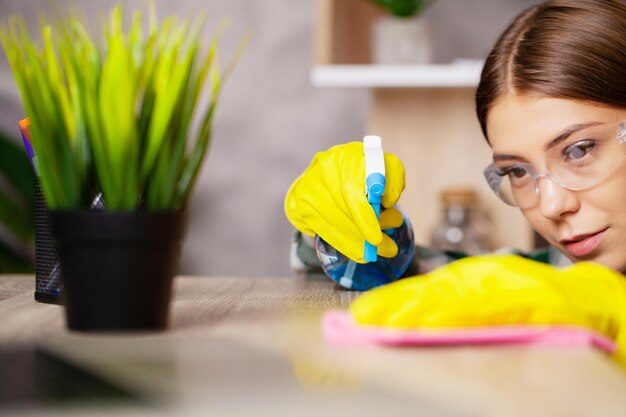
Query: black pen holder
[[34, 179, 63, 304]]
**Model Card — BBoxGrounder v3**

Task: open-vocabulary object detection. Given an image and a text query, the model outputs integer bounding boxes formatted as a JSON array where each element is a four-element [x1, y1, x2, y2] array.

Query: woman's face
[[487, 95, 626, 271]]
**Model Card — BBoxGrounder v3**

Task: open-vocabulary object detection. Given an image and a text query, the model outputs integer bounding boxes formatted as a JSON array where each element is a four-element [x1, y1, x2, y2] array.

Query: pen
[[18, 118, 37, 174]]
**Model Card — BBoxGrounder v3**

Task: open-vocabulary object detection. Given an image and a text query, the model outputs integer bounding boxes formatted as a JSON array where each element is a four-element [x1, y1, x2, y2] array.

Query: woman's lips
[[560, 228, 608, 258]]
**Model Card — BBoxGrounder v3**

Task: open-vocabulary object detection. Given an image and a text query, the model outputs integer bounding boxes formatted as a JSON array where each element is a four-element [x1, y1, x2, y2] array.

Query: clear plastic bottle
[[314, 206, 415, 291], [430, 187, 492, 254]]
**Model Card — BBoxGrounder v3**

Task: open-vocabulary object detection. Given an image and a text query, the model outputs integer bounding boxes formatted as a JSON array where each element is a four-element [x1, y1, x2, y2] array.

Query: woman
[[285, 0, 626, 276]]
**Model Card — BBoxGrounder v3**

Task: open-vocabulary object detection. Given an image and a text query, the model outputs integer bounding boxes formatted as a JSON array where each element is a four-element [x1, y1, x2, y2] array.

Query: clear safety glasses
[[484, 120, 626, 209]]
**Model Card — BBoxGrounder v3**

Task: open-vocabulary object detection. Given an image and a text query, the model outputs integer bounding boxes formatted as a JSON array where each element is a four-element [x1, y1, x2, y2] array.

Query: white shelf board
[[311, 62, 484, 88]]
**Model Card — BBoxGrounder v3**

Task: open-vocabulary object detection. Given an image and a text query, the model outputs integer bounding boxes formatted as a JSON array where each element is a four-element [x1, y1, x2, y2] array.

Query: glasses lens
[[484, 164, 537, 208], [547, 122, 626, 189], [485, 120, 626, 208]]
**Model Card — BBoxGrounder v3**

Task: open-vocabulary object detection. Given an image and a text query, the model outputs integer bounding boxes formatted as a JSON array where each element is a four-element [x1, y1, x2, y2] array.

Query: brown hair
[[475, 0, 626, 141]]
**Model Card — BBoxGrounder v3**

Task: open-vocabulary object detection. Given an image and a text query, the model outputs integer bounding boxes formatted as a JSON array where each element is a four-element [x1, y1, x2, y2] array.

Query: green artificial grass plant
[[1, 4, 244, 211]]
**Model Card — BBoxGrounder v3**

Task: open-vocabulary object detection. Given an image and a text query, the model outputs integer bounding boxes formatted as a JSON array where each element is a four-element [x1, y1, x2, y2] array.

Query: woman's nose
[[537, 177, 580, 219]]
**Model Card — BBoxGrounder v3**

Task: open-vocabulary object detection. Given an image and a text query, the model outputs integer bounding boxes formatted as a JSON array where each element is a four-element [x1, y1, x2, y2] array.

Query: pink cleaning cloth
[[322, 310, 616, 353]]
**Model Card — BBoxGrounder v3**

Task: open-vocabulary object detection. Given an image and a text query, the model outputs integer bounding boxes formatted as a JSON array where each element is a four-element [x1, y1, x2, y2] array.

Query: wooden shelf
[[311, 62, 483, 88]]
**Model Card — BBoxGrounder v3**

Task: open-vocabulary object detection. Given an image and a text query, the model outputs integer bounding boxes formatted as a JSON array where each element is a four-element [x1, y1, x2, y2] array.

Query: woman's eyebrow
[[544, 121, 602, 151], [493, 153, 523, 162], [492, 121, 604, 163]]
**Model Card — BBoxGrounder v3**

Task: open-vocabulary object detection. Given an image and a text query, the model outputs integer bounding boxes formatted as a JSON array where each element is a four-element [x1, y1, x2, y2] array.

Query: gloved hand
[[284, 142, 406, 263], [350, 255, 626, 367]]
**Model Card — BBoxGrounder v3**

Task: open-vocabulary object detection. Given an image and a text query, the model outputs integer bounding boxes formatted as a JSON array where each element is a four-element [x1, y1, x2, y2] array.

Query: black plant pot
[[50, 210, 186, 332]]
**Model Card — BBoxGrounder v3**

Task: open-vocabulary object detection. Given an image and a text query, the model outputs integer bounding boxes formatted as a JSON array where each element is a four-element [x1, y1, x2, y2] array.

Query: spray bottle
[[314, 136, 415, 290]]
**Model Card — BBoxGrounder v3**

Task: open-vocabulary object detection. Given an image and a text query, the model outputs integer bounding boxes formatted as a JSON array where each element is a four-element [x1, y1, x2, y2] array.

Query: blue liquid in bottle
[[314, 207, 415, 291]]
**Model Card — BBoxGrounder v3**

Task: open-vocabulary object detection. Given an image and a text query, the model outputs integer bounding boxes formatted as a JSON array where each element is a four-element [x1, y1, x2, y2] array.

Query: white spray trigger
[[363, 135, 385, 195]]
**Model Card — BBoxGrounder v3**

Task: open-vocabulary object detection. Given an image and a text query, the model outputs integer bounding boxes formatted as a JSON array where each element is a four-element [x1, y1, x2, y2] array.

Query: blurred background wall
[[0, 0, 540, 277]]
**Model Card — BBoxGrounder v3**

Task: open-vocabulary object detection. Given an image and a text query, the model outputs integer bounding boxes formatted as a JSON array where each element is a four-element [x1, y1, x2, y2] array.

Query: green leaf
[[141, 19, 189, 180], [24, 59, 69, 207], [147, 37, 200, 209], [370, 0, 435, 18], [98, 19, 139, 209], [128, 11, 144, 70], [175, 67, 220, 206], [43, 25, 75, 141], [1, 4, 245, 212]]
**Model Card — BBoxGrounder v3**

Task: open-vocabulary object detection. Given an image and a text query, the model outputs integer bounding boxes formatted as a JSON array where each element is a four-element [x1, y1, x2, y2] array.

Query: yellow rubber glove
[[350, 255, 626, 367], [284, 142, 406, 263]]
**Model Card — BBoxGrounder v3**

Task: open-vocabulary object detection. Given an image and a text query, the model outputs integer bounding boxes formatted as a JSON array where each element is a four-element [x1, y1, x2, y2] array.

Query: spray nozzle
[[363, 136, 386, 262]]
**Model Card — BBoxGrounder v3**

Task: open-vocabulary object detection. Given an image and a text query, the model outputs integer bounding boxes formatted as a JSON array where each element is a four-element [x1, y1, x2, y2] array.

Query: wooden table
[[1, 274, 626, 416]]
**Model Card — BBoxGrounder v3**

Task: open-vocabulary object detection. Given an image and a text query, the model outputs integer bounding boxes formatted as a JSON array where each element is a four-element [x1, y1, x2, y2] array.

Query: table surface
[[1, 274, 626, 417]]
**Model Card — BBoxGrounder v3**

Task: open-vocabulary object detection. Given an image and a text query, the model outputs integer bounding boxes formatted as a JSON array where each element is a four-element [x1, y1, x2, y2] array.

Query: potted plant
[[1, 4, 244, 331], [369, 0, 436, 64]]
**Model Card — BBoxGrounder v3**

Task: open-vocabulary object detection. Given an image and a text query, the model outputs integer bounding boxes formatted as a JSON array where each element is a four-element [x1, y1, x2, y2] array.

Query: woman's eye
[[563, 140, 596, 161], [498, 166, 528, 179]]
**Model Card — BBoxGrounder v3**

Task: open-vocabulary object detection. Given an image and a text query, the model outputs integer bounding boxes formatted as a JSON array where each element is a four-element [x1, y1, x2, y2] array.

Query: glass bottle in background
[[430, 187, 492, 255]]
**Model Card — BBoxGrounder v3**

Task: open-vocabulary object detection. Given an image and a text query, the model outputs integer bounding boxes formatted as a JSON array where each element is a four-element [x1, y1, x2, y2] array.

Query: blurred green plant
[[369, 0, 436, 18], [0, 130, 34, 272], [0, 4, 245, 211]]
